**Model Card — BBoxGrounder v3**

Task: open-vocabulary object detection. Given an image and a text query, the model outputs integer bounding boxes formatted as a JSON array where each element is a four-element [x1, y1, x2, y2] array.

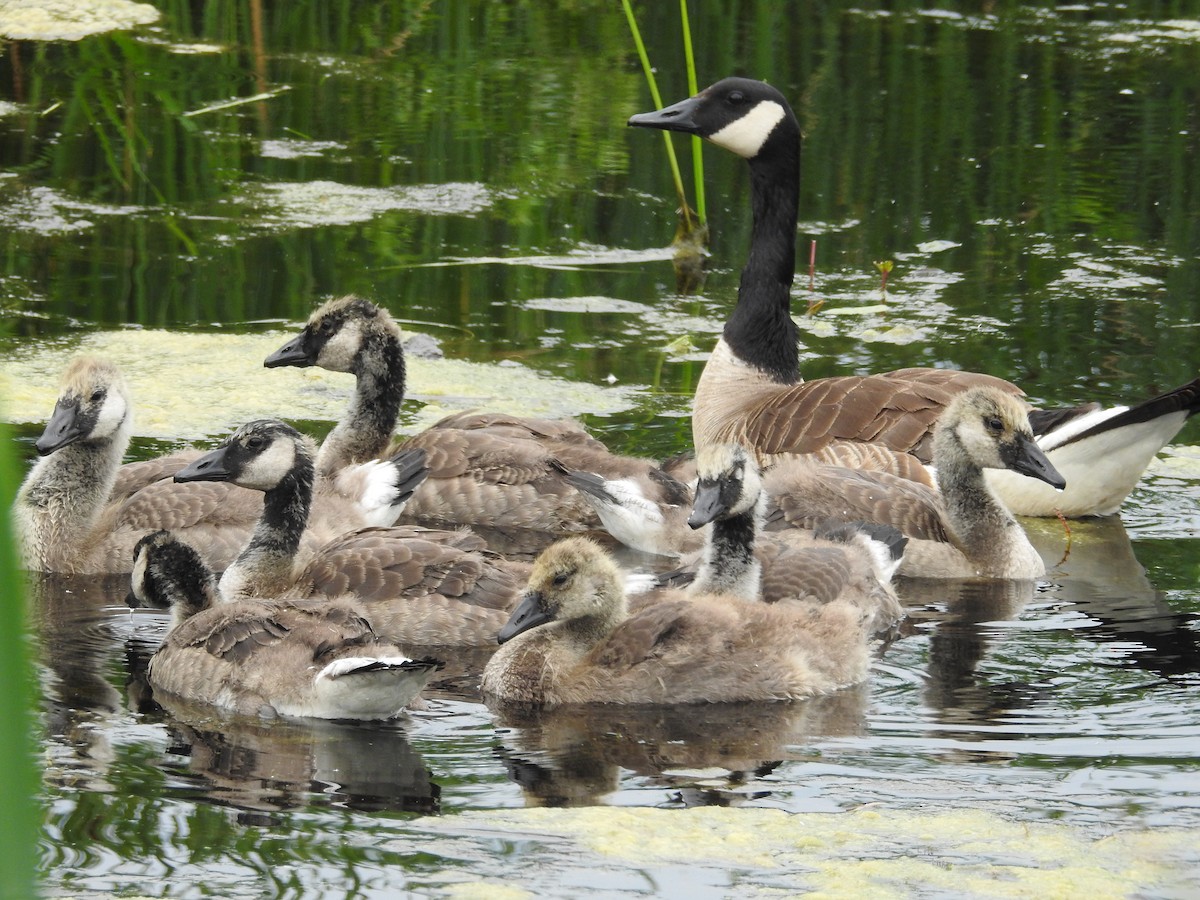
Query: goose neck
[[228, 459, 314, 593], [937, 455, 1020, 561], [317, 331, 405, 475], [15, 433, 125, 567], [722, 148, 801, 384], [691, 505, 762, 601]]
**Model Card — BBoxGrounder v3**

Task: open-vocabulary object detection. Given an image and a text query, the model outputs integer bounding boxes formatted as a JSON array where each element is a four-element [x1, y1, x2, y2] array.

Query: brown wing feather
[[765, 461, 951, 542], [741, 370, 1021, 462], [588, 599, 700, 670]]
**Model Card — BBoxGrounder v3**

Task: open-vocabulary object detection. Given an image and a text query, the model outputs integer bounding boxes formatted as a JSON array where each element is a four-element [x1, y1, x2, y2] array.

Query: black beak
[[35, 399, 85, 455], [264, 334, 314, 368], [627, 92, 706, 135], [687, 480, 728, 529], [497, 591, 554, 644], [1007, 433, 1067, 491], [174, 446, 233, 483]]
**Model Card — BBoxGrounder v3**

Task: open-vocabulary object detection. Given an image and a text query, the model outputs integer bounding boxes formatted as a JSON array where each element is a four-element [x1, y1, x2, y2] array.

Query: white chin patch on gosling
[[708, 100, 786, 159], [241, 438, 297, 489], [129, 546, 151, 605], [94, 389, 131, 439], [317, 320, 363, 372]]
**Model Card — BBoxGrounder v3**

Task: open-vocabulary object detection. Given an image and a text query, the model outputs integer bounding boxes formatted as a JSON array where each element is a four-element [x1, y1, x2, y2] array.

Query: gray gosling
[[481, 536, 886, 707], [174, 418, 530, 648], [127, 530, 441, 720], [685, 443, 906, 633], [767, 387, 1066, 579], [264, 295, 688, 538], [13, 355, 423, 574]]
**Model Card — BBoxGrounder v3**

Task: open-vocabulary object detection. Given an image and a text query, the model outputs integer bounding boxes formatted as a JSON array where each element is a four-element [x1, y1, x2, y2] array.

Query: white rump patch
[[708, 101, 787, 159], [338, 459, 409, 526], [317, 655, 415, 680]]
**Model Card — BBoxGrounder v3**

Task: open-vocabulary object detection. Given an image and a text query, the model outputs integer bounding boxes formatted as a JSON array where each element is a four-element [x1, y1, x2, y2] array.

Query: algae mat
[[406, 805, 1196, 898], [0, 330, 637, 443]]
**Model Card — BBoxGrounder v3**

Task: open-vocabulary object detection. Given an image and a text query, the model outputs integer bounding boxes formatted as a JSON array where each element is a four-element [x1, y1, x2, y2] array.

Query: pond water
[[3, 1, 1200, 896]]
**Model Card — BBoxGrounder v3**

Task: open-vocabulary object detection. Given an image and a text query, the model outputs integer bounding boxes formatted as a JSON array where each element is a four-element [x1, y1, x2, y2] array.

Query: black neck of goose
[[724, 133, 801, 384], [698, 508, 760, 596], [242, 455, 314, 564], [321, 328, 405, 473]]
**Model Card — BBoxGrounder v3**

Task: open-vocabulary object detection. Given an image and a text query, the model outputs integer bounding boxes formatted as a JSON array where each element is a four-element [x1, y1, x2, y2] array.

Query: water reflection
[[488, 689, 869, 808], [1030, 517, 1200, 680], [898, 577, 1039, 732], [154, 703, 440, 819]]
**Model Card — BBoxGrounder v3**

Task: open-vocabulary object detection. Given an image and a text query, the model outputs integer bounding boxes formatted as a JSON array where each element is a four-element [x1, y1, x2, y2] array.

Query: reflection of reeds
[[0, 422, 38, 899]]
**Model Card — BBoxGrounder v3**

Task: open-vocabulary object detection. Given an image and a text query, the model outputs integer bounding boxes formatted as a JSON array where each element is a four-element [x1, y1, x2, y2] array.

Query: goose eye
[[728, 90, 746, 105], [246, 436, 265, 451], [318, 319, 335, 333]]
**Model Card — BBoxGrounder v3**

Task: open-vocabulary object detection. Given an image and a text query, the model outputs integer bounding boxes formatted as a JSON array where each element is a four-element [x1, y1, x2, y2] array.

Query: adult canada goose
[[628, 77, 1200, 517], [767, 387, 1067, 579], [480, 536, 882, 707], [13, 355, 426, 575], [264, 295, 689, 537], [127, 530, 441, 720], [685, 443, 906, 631], [174, 418, 530, 647]]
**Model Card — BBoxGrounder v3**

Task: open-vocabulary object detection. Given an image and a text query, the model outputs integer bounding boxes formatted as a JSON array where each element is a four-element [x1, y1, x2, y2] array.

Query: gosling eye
[[551, 572, 570, 588], [245, 436, 266, 451], [984, 416, 1004, 434], [90, 390, 105, 404], [318, 318, 335, 333]]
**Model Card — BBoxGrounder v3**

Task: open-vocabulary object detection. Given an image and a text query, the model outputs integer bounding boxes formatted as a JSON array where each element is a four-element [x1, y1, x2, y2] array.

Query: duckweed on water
[[0, 0, 157, 40], [238, 181, 496, 232], [0, 330, 635, 442], [412, 806, 1196, 898]]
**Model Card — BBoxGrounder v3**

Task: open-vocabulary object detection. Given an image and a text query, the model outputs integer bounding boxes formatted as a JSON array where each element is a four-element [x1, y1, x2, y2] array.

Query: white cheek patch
[[318, 321, 362, 372], [733, 469, 764, 516], [708, 100, 786, 159], [956, 421, 1003, 468], [130, 548, 150, 603], [93, 389, 130, 439], [241, 439, 297, 489]]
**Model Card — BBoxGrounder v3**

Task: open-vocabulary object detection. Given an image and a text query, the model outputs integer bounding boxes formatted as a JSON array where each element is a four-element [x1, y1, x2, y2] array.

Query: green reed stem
[[620, 0, 694, 232], [678, 0, 706, 224]]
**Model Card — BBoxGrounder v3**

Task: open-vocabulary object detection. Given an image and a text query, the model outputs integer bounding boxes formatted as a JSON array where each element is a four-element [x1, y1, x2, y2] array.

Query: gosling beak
[[497, 591, 554, 644], [1007, 433, 1067, 491], [174, 446, 233, 483], [264, 333, 315, 368], [35, 400, 86, 455], [687, 480, 728, 529]]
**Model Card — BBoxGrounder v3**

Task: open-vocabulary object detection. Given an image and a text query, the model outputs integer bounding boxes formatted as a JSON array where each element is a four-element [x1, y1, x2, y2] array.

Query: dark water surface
[[4, 2, 1200, 896]]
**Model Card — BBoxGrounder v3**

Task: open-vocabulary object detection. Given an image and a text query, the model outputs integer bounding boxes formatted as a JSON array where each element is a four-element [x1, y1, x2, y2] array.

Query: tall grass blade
[[620, 0, 694, 233], [0, 422, 39, 900], [678, 0, 706, 224]]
